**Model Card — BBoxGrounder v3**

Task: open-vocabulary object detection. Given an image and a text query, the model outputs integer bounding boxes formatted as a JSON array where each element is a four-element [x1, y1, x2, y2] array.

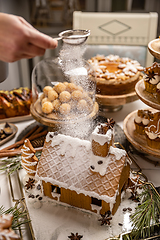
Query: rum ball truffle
[[59, 103, 71, 115], [82, 91, 89, 99], [66, 83, 78, 93], [77, 85, 84, 92], [59, 91, 71, 103], [77, 99, 89, 113], [41, 97, 48, 105], [48, 90, 58, 101], [42, 101, 53, 114], [52, 99, 61, 111], [71, 90, 83, 101], [68, 100, 77, 111], [85, 96, 93, 107], [63, 82, 69, 86], [43, 86, 53, 96], [54, 82, 66, 93]]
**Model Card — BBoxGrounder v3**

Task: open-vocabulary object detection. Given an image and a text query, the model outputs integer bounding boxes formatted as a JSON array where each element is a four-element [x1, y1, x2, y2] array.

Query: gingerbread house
[[36, 124, 131, 215]]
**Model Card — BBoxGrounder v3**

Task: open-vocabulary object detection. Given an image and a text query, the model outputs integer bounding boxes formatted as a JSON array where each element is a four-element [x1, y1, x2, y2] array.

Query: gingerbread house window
[[91, 197, 102, 206], [51, 185, 61, 194]]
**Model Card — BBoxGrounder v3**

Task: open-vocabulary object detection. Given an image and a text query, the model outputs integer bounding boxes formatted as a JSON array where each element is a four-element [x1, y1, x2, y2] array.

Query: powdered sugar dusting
[[109, 146, 126, 160], [92, 124, 113, 145]]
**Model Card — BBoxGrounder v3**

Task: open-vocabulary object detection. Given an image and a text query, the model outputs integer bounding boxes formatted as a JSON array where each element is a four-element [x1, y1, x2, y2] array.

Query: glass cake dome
[[30, 36, 98, 138]]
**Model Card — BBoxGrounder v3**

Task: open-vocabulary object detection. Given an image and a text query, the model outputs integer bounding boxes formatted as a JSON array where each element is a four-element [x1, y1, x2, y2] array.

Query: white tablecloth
[[0, 99, 159, 239]]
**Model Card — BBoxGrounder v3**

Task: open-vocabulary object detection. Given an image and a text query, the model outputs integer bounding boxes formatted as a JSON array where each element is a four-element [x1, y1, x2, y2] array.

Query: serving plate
[[0, 114, 33, 123], [0, 122, 18, 146], [123, 109, 160, 159], [135, 80, 160, 110]]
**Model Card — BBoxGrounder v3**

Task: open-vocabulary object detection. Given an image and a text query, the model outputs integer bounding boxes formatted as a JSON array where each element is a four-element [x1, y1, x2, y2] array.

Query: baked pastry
[[21, 139, 39, 176], [134, 110, 153, 134], [0, 87, 32, 119], [145, 111, 160, 149], [88, 54, 144, 95], [143, 62, 160, 94]]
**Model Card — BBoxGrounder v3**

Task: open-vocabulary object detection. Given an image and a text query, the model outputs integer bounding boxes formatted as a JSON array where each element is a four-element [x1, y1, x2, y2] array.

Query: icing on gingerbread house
[[36, 122, 131, 215], [21, 139, 39, 176]]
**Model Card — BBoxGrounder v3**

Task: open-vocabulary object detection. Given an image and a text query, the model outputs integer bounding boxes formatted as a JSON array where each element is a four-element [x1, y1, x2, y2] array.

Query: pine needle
[[0, 205, 30, 230], [0, 151, 41, 175], [130, 183, 160, 239], [0, 155, 22, 175]]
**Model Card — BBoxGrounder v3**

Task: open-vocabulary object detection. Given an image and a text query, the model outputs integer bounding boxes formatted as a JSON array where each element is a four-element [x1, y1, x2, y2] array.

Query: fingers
[[6, 44, 46, 62], [25, 43, 46, 57], [28, 28, 58, 50], [18, 16, 35, 29]]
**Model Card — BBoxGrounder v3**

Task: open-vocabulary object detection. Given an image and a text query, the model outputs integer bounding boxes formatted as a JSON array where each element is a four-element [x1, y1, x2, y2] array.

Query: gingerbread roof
[[36, 132, 128, 203]]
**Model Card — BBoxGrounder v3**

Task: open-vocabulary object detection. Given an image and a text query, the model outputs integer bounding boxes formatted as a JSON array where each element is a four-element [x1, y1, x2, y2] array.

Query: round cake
[[88, 54, 144, 95]]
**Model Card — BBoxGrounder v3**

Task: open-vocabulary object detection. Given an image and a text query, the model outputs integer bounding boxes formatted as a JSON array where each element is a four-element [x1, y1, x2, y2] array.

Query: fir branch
[[0, 151, 42, 175], [0, 206, 30, 230], [0, 205, 30, 230], [130, 183, 160, 239], [0, 155, 22, 175]]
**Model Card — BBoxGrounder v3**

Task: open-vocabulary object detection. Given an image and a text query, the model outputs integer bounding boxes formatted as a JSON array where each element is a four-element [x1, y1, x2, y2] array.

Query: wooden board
[[123, 109, 160, 159], [0, 114, 33, 123], [135, 80, 160, 110]]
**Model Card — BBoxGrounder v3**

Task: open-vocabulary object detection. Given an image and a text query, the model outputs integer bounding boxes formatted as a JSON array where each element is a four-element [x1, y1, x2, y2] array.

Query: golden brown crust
[[0, 87, 32, 119], [88, 55, 143, 95]]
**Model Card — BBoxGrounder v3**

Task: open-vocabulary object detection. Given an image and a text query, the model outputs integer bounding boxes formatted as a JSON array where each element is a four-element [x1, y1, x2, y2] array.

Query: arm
[[0, 13, 58, 62]]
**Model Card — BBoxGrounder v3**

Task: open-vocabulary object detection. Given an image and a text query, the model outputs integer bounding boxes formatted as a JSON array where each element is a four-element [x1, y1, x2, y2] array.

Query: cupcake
[[145, 111, 160, 149], [134, 109, 153, 134], [144, 62, 160, 93]]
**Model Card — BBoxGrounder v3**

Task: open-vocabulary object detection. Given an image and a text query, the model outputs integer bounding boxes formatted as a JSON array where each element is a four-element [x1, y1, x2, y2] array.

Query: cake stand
[[30, 102, 99, 132], [96, 90, 138, 112], [135, 79, 160, 110], [123, 108, 160, 160], [123, 76, 160, 163], [148, 37, 160, 60]]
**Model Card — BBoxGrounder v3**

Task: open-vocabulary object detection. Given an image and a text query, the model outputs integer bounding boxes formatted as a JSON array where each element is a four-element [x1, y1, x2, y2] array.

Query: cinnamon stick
[[0, 130, 47, 152], [31, 126, 45, 136], [21, 125, 39, 140], [0, 149, 21, 158], [0, 147, 43, 158]]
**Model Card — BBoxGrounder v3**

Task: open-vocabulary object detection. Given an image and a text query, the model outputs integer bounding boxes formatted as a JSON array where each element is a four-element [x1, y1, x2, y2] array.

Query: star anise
[[25, 178, 35, 190], [145, 70, 156, 81], [98, 118, 115, 134], [68, 232, 83, 240], [98, 210, 112, 226], [128, 191, 140, 202]]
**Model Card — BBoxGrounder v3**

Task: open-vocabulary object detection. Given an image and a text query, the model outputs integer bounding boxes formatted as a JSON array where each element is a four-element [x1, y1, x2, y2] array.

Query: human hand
[[0, 13, 58, 62]]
